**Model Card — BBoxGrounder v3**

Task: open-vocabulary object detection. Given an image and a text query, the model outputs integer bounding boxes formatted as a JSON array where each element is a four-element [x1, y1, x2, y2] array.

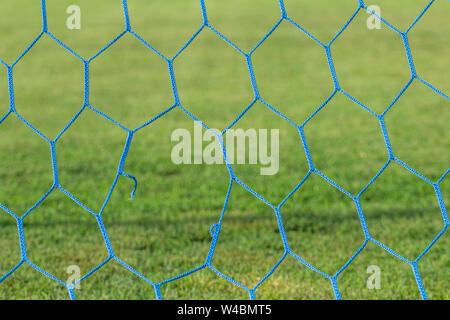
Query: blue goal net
[[0, 0, 448, 300]]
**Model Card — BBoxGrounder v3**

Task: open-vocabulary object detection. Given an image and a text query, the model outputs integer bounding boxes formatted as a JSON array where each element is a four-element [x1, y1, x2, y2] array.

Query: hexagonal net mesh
[[0, 0, 448, 300]]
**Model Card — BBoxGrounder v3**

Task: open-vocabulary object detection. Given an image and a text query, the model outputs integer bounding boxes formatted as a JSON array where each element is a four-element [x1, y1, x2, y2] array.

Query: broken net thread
[[0, 0, 448, 300]]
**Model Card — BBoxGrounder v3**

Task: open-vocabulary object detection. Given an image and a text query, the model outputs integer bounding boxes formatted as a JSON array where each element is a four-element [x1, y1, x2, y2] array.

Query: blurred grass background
[[0, 0, 448, 299]]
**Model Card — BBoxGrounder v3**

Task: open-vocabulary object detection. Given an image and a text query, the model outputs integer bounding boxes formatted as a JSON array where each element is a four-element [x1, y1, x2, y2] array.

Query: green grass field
[[0, 0, 448, 300]]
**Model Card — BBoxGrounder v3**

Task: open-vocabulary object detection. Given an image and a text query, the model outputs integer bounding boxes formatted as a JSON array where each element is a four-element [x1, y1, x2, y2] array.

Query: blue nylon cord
[[0, 0, 447, 300]]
